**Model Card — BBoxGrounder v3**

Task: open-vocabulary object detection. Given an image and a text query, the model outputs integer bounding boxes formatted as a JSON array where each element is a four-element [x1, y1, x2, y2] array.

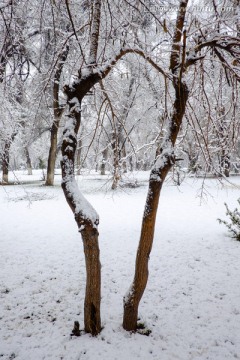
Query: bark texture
[[60, 1, 102, 335], [123, 166, 170, 330], [61, 98, 101, 335], [82, 224, 101, 335], [123, 0, 189, 331], [61, 0, 185, 335], [46, 120, 59, 185]]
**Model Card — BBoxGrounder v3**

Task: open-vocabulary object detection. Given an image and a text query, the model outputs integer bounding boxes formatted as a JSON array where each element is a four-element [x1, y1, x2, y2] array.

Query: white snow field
[[0, 170, 240, 360]]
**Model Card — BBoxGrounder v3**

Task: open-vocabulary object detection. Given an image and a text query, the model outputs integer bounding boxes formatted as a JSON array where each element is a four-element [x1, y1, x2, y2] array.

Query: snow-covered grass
[[0, 170, 240, 360]]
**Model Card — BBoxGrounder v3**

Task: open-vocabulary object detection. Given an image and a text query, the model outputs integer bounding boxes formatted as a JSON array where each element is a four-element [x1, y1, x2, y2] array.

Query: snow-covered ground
[[0, 170, 240, 360]]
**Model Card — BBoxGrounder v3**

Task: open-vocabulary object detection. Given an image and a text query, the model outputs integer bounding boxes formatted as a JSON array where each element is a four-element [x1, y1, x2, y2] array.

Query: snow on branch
[[98, 47, 172, 81], [186, 36, 240, 78]]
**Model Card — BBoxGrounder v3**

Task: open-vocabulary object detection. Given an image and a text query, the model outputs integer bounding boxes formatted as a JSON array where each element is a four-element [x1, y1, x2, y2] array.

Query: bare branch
[[99, 47, 172, 81]]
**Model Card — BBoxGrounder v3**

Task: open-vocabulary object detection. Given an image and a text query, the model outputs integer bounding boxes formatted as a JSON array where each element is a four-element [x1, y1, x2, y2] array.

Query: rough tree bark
[[60, 0, 102, 335], [61, 102, 101, 334], [123, 0, 189, 331]]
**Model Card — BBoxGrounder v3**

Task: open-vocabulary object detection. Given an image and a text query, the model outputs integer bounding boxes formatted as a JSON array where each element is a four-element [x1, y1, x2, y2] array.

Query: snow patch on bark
[[150, 140, 174, 182], [69, 97, 81, 113], [124, 284, 134, 304], [65, 177, 99, 227], [62, 118, 77, 142]]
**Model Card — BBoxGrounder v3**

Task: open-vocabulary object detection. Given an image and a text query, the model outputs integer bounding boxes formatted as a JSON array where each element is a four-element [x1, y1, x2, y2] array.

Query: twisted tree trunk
[[123, 0, 189, 331], [123, 82, 189, 330], [60, 0, 103, 335], [61, 100, 101, 335]]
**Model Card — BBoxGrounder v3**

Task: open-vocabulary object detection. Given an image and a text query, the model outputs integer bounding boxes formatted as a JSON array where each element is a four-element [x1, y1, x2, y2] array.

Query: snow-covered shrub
[[218, 199, 240, 241]]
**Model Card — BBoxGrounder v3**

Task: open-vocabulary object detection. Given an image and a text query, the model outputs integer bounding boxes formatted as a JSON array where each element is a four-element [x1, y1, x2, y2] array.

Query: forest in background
[[1, 0, 240, 336], [0, 0, 239, 187]]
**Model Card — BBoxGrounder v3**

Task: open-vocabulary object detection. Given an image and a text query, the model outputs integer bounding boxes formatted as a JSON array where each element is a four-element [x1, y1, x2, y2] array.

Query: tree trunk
[[46, 119, 60, 185], [129, 155, 133, 172], [100, 147, 108, 175], [60, 0, 103, 335], [123, 0, 189, 331], [111, 132, 120, 190], [123, 114, 188, 332], [123, 153, 172, 330], [221, 153, 230, 177], [121, 144, 127, 173], [76, 138, 82, 176], [61, 97, 101, 335], [61, 156, 102, 337], [1, 141, 11, 184], [24, 146, 32, 175], [82, 224, 101, 335]]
